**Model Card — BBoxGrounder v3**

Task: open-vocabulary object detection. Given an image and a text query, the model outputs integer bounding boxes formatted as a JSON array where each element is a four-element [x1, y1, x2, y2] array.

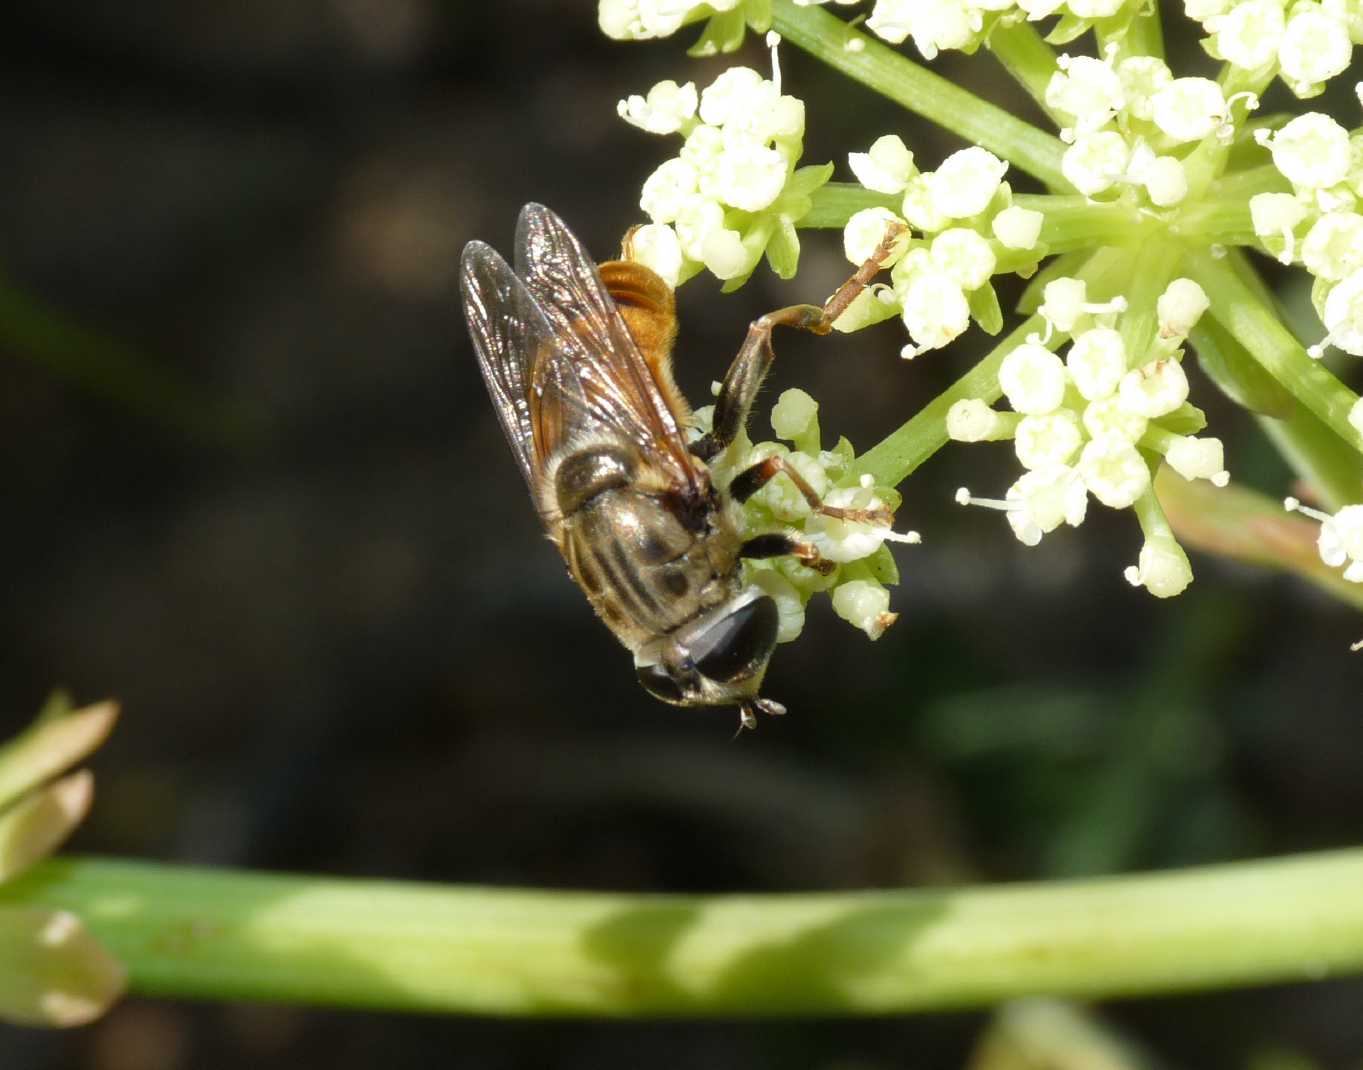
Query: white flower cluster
[[950, 276, 1222, 597], [1046, 51, 1260, 207], [600, 0, 771, 53], [1188, 0, 1358, 99], [835, 137, 1046, 358], [694, 388, 919, 640], [795, 0, 1143, 60], [1249, 113, 1363, 358], [621, 56, 834, 289]]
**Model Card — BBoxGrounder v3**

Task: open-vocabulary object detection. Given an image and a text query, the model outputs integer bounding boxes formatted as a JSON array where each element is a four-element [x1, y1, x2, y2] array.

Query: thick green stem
[[771, 0, 1070, 191], [1186, 247, 1363, 455], [6, 852, 1363, 1017], [800, 183, 899, 228]]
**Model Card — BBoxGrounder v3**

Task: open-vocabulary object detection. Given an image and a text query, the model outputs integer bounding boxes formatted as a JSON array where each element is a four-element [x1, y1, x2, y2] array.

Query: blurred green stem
[[0, 273, 244, 444], [5, 853, 1363, 1016]]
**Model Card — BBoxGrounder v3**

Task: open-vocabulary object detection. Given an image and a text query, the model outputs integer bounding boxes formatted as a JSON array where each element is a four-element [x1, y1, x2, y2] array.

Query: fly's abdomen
[[556, 445, 726, 649]]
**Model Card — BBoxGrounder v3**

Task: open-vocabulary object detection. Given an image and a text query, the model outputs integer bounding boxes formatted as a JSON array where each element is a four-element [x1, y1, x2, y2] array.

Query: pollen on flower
[[831, 579, 897, 640]]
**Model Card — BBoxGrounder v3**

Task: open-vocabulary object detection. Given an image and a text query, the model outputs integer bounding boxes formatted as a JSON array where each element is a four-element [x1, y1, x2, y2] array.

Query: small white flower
[[1157, 278, 1211, 337], [843, 207, 907, 265], [1210, 0, 1284, 70], [1079, 434, 1151, 509], [1266, 113, 1352, 189], [1151, 78, 1227, 143], [929, 148, 1009, 219], [930, 228, 997, 291], [1302, 212, 1363, 282], [1124, 534, 1193, 598], [946, 398, 1008, 442], [702, 226, 754, 280], [1250, 191, 1309, 263], [1278, 8, 1353, 95], [715, 138, 789, 211], [900, 271, 970, 354], [1015, 410, 1085, 469], [1117, 359, 1190, 418], [999, 342, 1068, 415], [1318, 268, 1363, 356], [640, 159, 700, 223], [991, 205, 1044, 250], [628, 223, 684, 287], [699, 67, 768, 127], [1143, 155, 1189, 207], [1067, 327, 1128, 400], [770, 388, 819, 442], [954, 468, 1089, 546], [1062, 130, 1131, 196], [1046, 55, 1125, 133], [1285, 498, 1363, 583], [849, 134, 917, 195], [674, 196, 725, 260], [1116, 56, 1174, 121], [831, 578, 897, 640], [1083, 396, 1148, 443], [900, 176, 950, 233], [1039, 277, 1090, 333], [1165, 435, 1230, 486], [618, 80, 699, 134]]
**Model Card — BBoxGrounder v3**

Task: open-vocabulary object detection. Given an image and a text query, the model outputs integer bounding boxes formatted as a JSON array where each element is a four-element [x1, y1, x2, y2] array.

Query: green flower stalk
[[602, 0, 1363, 641], [0, 694, 124, 1027]]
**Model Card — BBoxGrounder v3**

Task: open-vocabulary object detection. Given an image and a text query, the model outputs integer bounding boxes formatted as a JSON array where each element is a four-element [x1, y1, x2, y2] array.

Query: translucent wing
[[460, 239, 580, 510], [513, 203, 702, 497]]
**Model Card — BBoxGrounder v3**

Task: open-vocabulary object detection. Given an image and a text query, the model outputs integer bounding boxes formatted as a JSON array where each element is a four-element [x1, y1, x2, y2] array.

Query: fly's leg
[[691, 221, 905, 462], [738, 531, 835, 576], [729, 454, 894, 527]]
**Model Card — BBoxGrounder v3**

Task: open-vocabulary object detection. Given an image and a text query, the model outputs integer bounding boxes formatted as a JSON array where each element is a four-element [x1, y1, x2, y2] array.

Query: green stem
[[984, 22, 1062, 124], [800, 183, 899, 228], [1102, 2, 1164, 61], [6, 852, 1363, 1016], [1186, 247, 1363, 455], [771, 0, 1070, 191]]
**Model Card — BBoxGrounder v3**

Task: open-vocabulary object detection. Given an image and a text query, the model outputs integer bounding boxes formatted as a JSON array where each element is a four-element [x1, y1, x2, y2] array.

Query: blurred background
[[1, 2, 1361, 1067]]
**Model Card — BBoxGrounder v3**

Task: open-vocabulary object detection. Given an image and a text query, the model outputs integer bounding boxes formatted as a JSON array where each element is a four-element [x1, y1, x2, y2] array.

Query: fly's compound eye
[[636, 661, 687, 705], [689, 596, 779, 684]]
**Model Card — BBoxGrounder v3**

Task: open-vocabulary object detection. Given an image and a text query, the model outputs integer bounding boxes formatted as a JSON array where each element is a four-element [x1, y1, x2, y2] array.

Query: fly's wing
[[460, 239, 585, 518], [513, 203, 702, 497]]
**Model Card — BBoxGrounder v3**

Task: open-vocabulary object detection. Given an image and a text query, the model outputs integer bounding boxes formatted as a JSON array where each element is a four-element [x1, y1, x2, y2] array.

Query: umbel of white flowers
[[950, 276, 1221, 599]]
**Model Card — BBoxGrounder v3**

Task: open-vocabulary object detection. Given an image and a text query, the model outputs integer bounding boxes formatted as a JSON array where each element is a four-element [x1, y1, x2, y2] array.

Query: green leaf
[[1045, 14, 1090, 44], [1190, 318, 1295, 419], [0, 772, 93, 883], [968, 283, 1004, 336], [865, 544, 900, 586], [764, 217, 801, 280], [786, 161, 835, 200], [743, 0, 773, 33], [1155, 402, 1208, 436], [688, 9, 747, 56], [0, 702, 118, 815], [0, 907, 126, 1027]]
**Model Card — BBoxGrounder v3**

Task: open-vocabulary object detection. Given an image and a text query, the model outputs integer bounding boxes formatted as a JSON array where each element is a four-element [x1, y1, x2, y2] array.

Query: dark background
[[1, 3, 1361, 1067]]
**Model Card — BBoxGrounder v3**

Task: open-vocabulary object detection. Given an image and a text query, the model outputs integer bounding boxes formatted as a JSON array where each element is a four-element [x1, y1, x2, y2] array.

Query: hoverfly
[[460, 204, 899, 729]]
